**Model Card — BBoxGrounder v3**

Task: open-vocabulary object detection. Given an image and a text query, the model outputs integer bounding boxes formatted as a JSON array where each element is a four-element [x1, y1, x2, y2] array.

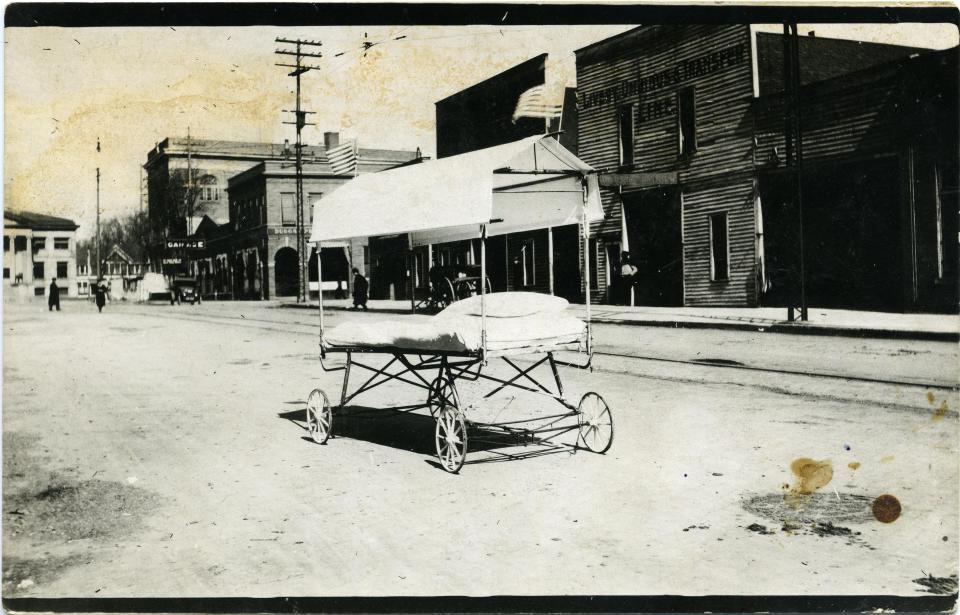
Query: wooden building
[[574, 25, 957, 312]]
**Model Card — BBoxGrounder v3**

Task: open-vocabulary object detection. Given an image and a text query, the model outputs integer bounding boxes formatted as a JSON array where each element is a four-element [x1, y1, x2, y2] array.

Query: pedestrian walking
[[94, 279, 107, 313], [352, 268, 369, 311], [620, 251, 638, 306], [47, 278, 61, 311]]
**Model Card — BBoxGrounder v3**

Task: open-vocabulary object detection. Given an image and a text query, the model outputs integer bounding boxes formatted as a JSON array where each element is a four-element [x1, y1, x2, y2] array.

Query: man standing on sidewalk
[[47, 278, 60, 311], [620, 252, 637, 306]]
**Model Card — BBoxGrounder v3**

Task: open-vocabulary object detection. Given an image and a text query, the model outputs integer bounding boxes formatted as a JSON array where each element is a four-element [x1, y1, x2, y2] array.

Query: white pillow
[[437, 292, 569, 318]]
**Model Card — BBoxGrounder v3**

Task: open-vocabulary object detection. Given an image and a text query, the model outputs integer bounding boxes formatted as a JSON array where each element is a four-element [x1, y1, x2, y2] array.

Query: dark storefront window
[[57, 261, 68, 278], [710, 212, 729, 281], [618, 104, 635, 167], [678, 87, 697, 158], [936, 162, 958, 281]]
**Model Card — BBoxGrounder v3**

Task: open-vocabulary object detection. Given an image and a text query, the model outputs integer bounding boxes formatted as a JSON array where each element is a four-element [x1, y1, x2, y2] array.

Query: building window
[[34, 287, 45, 297], [280, 192, 297, 225], [308, 193, 323, 225], [520, 239, 535, 286], [3, 236, 9, 252], [32, 237, 45, 252], [57, 261, 68, 278], [3, 268, 9, 279], [54, 237, 69, 250], [709, 212, 729, 282], [14, 236, 27, 252], [33, 262, 44, 280], [678, 87, 697, 158], [618, 104, 635, 168]]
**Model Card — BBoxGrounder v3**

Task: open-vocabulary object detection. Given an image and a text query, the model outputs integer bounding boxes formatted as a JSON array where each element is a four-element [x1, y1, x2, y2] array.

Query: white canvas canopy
[[308, 134, 604, 245]]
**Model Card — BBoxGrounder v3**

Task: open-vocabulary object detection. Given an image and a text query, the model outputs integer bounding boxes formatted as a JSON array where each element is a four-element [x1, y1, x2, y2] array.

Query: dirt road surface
[[3, 300, 956, 598]]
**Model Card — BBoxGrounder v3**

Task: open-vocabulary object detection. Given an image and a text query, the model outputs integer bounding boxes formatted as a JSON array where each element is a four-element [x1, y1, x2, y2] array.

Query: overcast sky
[[5, 22, 958, 240]]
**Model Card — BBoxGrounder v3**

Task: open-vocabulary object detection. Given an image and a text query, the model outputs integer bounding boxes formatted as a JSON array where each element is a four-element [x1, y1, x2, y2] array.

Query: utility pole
[[96, 138, 101, 280], [186, 127, 194, 236], [783, 23, 807, 321], [276, 37, 322, 302]]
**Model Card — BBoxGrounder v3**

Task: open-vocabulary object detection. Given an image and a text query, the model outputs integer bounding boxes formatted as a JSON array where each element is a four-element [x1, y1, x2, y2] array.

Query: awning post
[[317, 241, 325, 357], [582, 178, 593, 357], [480, 223, 488, 364]]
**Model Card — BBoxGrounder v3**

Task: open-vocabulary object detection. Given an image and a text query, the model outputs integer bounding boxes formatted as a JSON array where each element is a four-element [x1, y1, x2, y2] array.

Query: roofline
[[754, 29, 937, 52], [435, 53, 549, 106], [573, 25, 644, 56]]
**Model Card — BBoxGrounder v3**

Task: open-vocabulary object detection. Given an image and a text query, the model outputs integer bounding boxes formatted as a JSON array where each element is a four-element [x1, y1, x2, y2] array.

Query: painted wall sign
[[639, 96, 677, 122], [638, 43, 746, 94], [577, 79, 638, 110], [577, 43, 746, 110], [165, 239, 205, 250]]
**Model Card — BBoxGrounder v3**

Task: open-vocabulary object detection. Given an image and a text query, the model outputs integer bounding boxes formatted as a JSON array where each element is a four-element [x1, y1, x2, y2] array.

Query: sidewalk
[[277, 298, 959, 342]]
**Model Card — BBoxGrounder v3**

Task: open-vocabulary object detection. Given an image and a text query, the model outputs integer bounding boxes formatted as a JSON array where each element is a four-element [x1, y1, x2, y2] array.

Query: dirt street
[[2, 300, 957, 598]]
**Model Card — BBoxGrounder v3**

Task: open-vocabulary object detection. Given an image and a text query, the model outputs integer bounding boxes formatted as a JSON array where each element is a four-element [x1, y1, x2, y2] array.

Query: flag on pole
[[511, 84, 563, 122], [328, 140, 358, 176]]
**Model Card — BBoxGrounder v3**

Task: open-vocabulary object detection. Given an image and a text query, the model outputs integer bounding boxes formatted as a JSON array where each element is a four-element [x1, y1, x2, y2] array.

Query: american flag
[[327, 140, 357, 176], [511, 84, 563, 122]]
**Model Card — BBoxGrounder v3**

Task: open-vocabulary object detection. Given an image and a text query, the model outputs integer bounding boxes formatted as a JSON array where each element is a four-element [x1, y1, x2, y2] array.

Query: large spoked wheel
[[427, 375, 460, 416], [305, 388, 332, 445], [577, 392, 613, 453], [435, 406, 467, 473]]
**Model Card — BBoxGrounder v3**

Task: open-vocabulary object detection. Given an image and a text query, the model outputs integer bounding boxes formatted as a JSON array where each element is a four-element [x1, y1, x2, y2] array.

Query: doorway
[[622, 188, 684, 306]]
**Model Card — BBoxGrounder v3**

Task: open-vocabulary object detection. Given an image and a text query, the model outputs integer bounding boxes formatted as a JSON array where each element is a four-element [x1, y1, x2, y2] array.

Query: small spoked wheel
[[577, 392, 613, 453], [435, 406, 467, 473], [305, 388, 332, 445], [427, 375, 459, 416]]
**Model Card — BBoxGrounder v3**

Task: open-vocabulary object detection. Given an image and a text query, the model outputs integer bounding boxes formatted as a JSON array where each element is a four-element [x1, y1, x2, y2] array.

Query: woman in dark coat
[[94, 280, 107, 313], [352, 268, 368, 311]]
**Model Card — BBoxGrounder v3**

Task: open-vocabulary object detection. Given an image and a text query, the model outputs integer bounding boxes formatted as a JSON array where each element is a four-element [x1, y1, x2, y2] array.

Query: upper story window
[[678, 86, 697, 159], [618, 104, 635, 168], [54, 237, 70, 250], [14, 236, 27, 252], [4, 236, 10, 252], [32, 237, 45, 252], [280, 193, 297, 226], [199, 175, 220, 201]]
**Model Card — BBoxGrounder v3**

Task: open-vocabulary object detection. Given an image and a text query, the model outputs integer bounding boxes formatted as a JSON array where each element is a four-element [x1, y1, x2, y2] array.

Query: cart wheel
[[306, 388, 332, 445], [435, 406, 467, 473], [577, 392, 613, 453], [427, 375, 460, 416]]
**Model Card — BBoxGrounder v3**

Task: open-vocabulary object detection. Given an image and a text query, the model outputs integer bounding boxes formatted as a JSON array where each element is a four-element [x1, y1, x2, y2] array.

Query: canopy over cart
[[304, 135, 611, 472]]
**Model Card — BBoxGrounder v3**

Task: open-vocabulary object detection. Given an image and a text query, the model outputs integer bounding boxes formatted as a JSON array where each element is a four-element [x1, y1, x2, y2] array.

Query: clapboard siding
[[576, 25, 757, 306], [682, 181, 757, 306]]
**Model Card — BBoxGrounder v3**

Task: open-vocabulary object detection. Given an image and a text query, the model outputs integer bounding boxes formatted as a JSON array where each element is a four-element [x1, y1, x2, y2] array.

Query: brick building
[[3, 210, 79, 299], [145, 134, 419, 299]]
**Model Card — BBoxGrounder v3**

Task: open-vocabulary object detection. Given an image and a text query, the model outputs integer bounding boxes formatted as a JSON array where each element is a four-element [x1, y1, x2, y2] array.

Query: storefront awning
[[309, 135, 604, 245]]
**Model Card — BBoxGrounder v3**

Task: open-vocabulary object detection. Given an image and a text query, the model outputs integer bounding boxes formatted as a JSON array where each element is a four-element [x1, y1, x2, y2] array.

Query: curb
[[586, 316, 959, 343], [276, 302, 958, 343]]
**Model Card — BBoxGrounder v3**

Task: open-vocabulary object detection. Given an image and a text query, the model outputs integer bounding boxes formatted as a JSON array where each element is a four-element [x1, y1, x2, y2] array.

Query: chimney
[[324, 132, 339, 150]]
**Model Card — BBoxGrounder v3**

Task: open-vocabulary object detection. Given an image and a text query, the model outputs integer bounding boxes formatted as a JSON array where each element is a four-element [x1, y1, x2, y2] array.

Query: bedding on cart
[[323, 292, 586, 353]]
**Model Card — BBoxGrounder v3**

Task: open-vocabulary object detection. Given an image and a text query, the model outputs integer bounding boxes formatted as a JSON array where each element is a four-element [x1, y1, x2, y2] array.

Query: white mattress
[[323, 311, 586, 354]]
